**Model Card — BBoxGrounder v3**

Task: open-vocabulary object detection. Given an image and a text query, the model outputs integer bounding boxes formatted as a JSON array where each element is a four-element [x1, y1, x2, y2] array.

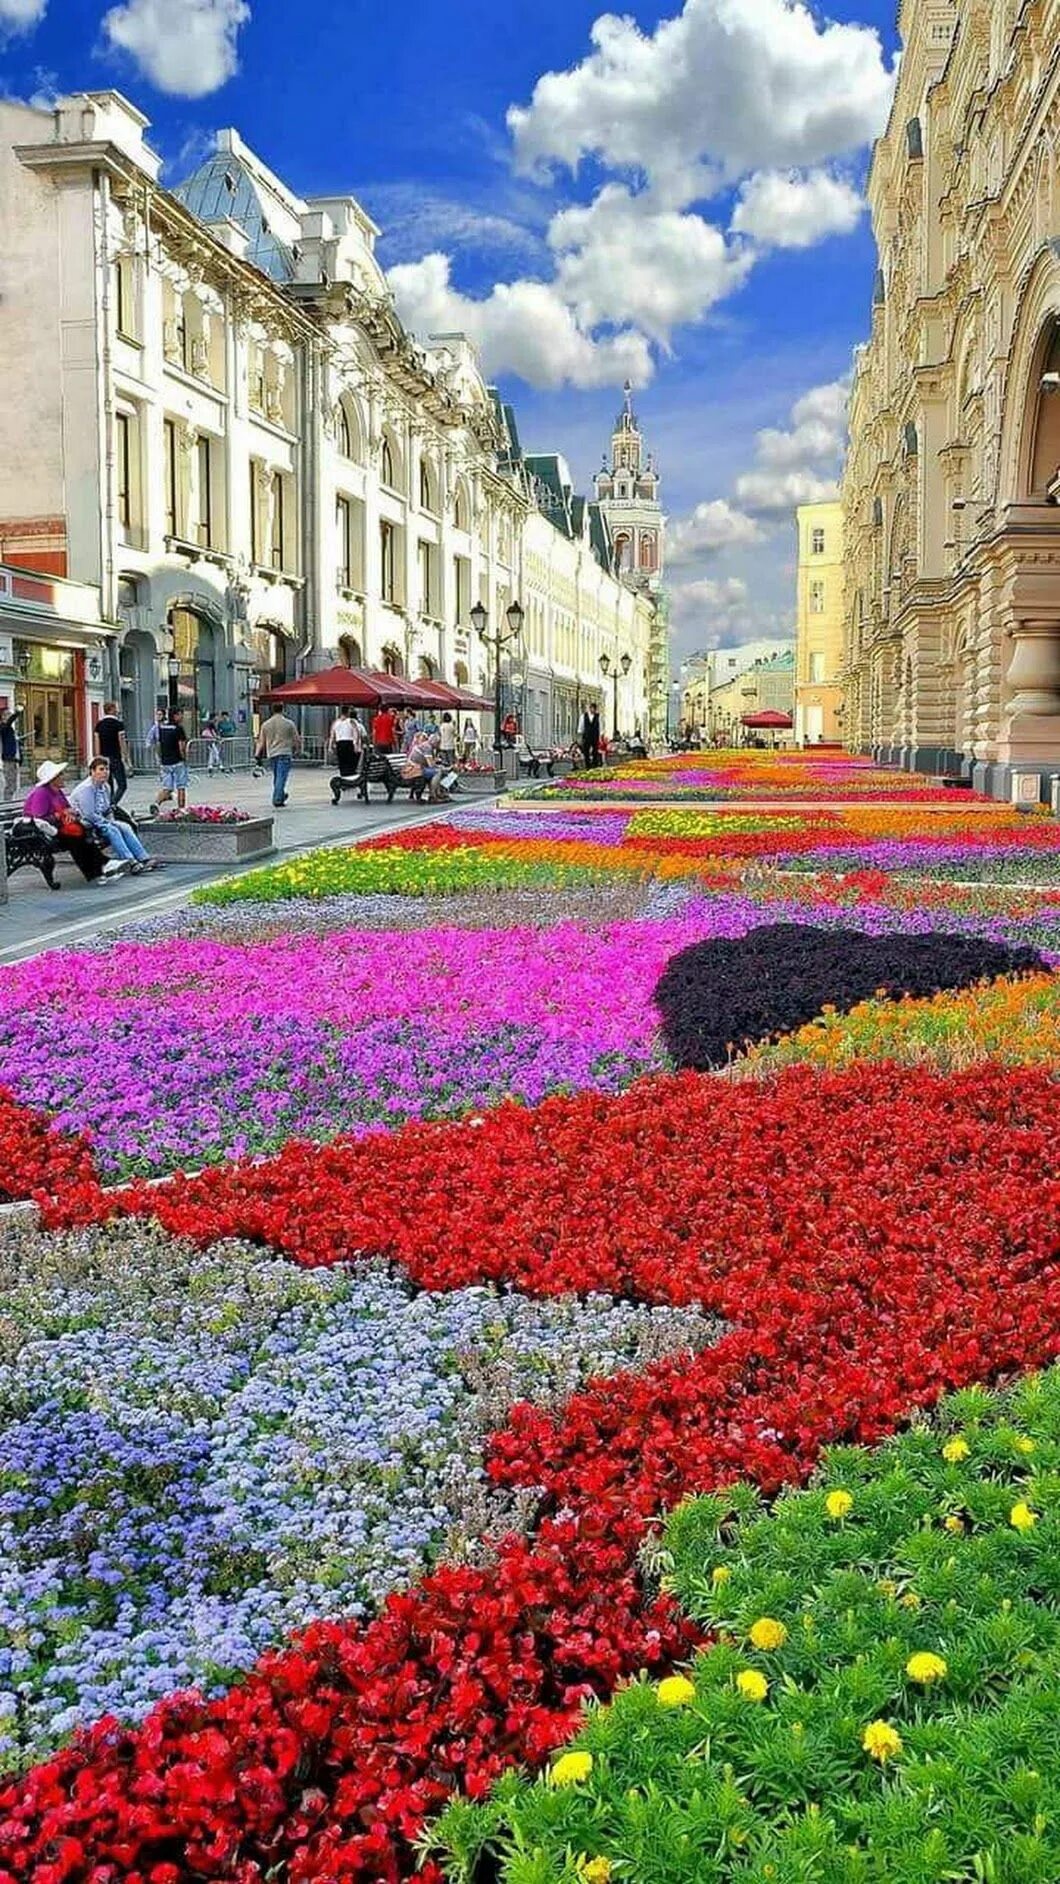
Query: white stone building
[[0, 91, 666, 764]]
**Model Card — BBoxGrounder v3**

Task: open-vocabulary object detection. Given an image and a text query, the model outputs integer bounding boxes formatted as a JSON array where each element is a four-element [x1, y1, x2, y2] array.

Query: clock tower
[[593, 381, 664, 590]]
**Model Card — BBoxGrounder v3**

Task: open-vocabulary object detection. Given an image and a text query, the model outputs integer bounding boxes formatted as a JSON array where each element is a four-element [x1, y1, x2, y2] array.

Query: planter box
[[143, 816, 275, 864]]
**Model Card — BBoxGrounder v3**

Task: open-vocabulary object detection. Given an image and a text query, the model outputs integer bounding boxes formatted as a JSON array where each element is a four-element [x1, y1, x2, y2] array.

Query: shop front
[[0, 566, 111, 784]]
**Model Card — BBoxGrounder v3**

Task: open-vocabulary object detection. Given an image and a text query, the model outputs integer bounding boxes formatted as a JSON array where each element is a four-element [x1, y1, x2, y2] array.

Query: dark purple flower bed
[[654, 923, 1046, 1069]]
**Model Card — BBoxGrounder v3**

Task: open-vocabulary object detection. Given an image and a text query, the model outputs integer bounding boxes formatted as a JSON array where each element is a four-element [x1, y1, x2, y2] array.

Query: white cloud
[[0, 0, 46, 28], [102, 0, 249, 97], [367, 183, 546, 268], [388, 251, 653, 391], [509, 0, 896, 197], [666, 498, 763, 565], [730, 168, 864, 249], [550, 185, 753, 343], [732, 466, 839, 517]]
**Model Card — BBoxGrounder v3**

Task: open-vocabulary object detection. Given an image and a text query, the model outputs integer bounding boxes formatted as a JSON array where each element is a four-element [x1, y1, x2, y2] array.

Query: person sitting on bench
[[402, 732, 446, 802]]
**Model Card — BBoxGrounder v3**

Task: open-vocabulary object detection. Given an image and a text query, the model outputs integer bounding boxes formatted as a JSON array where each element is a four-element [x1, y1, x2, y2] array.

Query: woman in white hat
[[21, 760, 111, 882]]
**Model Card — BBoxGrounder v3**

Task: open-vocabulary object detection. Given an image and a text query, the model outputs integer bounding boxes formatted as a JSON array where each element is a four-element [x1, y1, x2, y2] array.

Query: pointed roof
[[175, 141, 298, 282]]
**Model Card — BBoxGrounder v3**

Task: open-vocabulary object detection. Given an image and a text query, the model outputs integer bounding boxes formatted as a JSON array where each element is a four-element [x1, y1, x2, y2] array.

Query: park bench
[[0, 804, 65, 888], [330, 752, 429, 805]]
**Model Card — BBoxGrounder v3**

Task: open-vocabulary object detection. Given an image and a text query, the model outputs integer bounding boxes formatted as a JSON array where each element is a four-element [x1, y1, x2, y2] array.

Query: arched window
[[640, 535, 656, 571], [419, 459, 436, 512], [614, 533, 632, 573], [338, 633, 363, 669], [417, 654, 436, 679], [381, 436, 395, 488], [336, 404, 352, 459], [453, 481, 470, 532], [382, 643, 404, 676], [454, 659, 469, 687]]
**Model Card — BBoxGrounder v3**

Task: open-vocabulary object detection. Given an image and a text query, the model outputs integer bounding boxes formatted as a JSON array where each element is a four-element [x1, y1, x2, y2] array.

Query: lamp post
[[166, 655, 181, 716], [599, 650, 631, 739], [471, 598, 525, 781]]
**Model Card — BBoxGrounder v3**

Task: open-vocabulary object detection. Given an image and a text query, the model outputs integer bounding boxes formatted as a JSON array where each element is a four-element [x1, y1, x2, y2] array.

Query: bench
[[0, 806, 66, 889], [515, 748, 555, 779], [330, 753, 429, 805]]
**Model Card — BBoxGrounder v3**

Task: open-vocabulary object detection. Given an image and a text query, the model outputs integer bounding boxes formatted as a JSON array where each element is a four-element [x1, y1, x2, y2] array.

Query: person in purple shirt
[[22, 760, 109, 882]]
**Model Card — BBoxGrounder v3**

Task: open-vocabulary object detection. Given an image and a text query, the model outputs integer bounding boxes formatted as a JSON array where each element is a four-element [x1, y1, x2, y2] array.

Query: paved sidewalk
[[0, 765, 495, 963]]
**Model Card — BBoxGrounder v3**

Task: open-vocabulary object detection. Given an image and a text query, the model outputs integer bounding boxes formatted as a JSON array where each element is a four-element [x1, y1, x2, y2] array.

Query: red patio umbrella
[[741, 709, 794, 729], [257, 666, 389, 707]]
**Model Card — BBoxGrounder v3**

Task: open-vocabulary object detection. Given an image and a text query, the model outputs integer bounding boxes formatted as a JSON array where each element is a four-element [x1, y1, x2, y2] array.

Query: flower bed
[[523, 750, 995, 801], [434, 1367, 1060, 1882], [156, 807, 253, 823], [1, 752, 1058, 1881], [145, 813, 275, 864]]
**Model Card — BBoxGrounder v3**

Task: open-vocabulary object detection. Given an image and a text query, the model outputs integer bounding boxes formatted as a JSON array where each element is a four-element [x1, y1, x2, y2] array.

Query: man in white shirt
[[328, 708, 365, 779]]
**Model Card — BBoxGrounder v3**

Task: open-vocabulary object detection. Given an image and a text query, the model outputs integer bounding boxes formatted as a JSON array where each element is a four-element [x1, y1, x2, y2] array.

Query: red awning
[[741, 709, 793, 729], [412, 679, 493, 712], [258, 665, 389, 707]]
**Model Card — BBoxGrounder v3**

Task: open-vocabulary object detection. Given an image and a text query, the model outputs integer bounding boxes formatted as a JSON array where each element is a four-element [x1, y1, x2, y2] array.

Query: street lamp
[[472, 598, 524, 778], [599, 650, 632, 738], [166, 655, 181, 716]]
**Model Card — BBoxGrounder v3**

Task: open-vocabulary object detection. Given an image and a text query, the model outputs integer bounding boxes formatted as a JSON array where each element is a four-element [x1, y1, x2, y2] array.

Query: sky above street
[[1, 0, 902, 659]]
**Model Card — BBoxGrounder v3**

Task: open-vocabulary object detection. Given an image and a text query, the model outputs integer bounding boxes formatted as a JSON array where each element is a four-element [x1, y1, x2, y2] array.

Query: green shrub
[[429, 1371, 1060, 1883]]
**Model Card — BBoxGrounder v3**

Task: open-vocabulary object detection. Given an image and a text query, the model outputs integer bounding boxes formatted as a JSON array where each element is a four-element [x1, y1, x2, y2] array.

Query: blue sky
[[1, 0, 902, 657]]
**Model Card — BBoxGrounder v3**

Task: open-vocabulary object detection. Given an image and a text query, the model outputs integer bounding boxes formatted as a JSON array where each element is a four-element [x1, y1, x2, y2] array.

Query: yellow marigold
[[656, 1675, 696, 1709], [575, 1859, 612, 1884], [749, 1617, 788, 1652], [1014, 1436, 1037, 1455], [943, 1515, 965, 1534], [1011, 1501, 1038, 1533], [877, 1578, 898, 1600], [736, 1669, 769, 1703], [899, 1592, 921, 1610], [906, 1651, 948, 1685], [549, 1750, 594, 1788], [825, 1490, 854, 1520], [942, 1437, 970, 1464], [711, 1565, 732, 1587], [863, 1719, 903, 1764]]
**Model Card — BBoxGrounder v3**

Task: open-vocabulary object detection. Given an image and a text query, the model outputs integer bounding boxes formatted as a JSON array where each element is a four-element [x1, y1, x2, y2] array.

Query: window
[[810, 580, 825, 614], [112, 258, 137, 341], [196, 436, 213, 548], [252, 347, 267, 414], [809, 651, 825, 683], [271, 473, 285, 571], [811, 527, 826, 555], [381, 436, 395, 488], [249, 464, 260, 566], [336, 404, 352, 459], [337, 496, 352, 588], [163, 419, 178, 538], [116, 413, 132, 532], [418, 539, 438, 616], [419, 460, 434, 511], [380, 519, 396, 601]]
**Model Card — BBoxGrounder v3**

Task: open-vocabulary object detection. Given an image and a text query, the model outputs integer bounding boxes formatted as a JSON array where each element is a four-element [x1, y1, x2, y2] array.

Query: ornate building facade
[[842, 0, 1060, 798], [0, 92, 666, 764]]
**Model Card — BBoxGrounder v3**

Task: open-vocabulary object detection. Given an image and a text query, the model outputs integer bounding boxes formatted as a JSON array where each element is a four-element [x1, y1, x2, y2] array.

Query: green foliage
[[430, 1369, 1060, 1882]]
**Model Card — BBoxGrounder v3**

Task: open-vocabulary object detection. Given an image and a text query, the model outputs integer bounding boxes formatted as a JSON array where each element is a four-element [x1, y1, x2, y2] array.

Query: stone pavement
[[0, 763, 495, 963]]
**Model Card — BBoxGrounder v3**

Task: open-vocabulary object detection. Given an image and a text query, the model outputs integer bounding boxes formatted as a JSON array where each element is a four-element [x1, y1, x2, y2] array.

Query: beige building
[[0, 91, 665, 760], [842, 0, 1060, 800], [795, 500, 845, 745], [709, 648, 795, 746], [680, 640, 792, 739]]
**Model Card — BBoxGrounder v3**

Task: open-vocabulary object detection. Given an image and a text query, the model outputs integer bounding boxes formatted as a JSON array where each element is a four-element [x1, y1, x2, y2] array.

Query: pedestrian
[[22, 759, 110, 882], [70, 758, 159, 876], [153, 709, 189, 812], [402, 731, 446, 802], [580, 704, 601, 768], [216, 708, 236, 738], [371, 702, 398, 754], [328, 703, 365, 779], [501, 711, 518, 748], [438, 711, 457, 766], [93, 701, 130, 803], [256, 704, 301, 807], [400, 711, 420, 754], [0, 707, 21, 800], [201, 713, 225, 774], [461, 717, 478, 764]]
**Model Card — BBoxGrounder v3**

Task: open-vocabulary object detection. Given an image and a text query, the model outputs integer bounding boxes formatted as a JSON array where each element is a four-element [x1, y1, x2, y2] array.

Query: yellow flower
[[656, 1675, 696, 1709], [749, 1617, 788, 1652], [1010, 1501, 1039, 1533], [575, 1859, 612, 1883], [549, 1750, 594, 1787], [736, 1669, 769, 1703], [825, 1490, 854, 1520], [942, 1437, 970, 1464], [1014, 1436, 1037, 1455], [943, 1515, 965, 1534], [899, 1591, 921, 1610], [711, 1565, 732, 1587], [906, 1651, 947, 1685], [863, 1719, 903, 1763]]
